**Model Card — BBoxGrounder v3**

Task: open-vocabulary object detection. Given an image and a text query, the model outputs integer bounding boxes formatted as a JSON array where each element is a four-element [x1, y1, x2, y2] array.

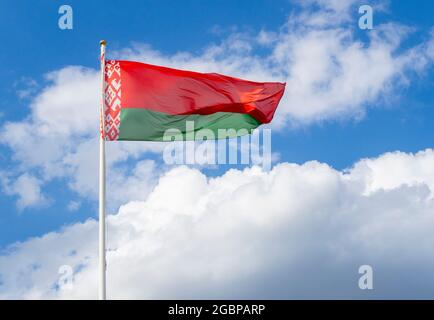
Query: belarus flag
[[103, 60, 285, 141]]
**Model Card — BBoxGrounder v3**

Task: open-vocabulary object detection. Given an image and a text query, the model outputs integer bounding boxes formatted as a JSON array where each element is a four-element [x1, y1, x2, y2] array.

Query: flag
[[103, 60, 285, 141]]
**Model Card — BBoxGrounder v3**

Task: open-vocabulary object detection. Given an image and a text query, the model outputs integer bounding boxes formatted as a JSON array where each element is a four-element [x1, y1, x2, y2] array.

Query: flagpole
[[99, 39, 107, 300]]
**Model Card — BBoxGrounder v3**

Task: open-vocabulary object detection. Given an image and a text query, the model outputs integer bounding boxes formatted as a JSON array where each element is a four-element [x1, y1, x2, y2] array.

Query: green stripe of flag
[[117, 108, 262, 141]]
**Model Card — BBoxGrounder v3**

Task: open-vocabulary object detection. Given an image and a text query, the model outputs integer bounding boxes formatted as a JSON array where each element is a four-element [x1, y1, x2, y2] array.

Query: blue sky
[[0, 0, 434, 299]]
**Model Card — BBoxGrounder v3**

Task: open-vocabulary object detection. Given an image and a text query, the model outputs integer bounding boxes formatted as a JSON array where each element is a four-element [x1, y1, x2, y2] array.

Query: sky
[[0, 0, 433, 299]]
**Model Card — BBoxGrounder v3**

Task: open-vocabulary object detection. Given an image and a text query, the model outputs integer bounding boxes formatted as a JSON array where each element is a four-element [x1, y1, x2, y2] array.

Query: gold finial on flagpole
[[100, 39, 107, 46]]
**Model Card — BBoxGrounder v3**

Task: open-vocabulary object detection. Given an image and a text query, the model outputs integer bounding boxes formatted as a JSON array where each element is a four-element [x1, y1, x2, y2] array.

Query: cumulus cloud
[[0, 149, 434, 299], [348, 149, 434, 196], [1, 173, 48, 210]]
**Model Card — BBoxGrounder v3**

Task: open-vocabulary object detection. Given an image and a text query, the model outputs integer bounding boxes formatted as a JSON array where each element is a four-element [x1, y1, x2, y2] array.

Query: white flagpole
[[99, 40, 107, 300]]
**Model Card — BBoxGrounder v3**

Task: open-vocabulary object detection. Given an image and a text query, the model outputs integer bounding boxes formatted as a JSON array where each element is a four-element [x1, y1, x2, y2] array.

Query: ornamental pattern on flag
[[104, 60, 122, 141]]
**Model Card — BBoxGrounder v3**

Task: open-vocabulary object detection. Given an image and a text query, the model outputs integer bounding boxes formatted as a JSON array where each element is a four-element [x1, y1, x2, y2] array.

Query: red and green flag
[[103, 60, 285, 141]]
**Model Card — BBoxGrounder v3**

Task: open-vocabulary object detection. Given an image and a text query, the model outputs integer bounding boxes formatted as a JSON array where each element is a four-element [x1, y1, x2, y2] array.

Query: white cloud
[[67, 201, 81, 212], [1, 173, 48, 210], [14, 77, 38, 100], [33, 67, 100, 136], [348, 149, 434, 196], [0, 149, 434, 299]]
